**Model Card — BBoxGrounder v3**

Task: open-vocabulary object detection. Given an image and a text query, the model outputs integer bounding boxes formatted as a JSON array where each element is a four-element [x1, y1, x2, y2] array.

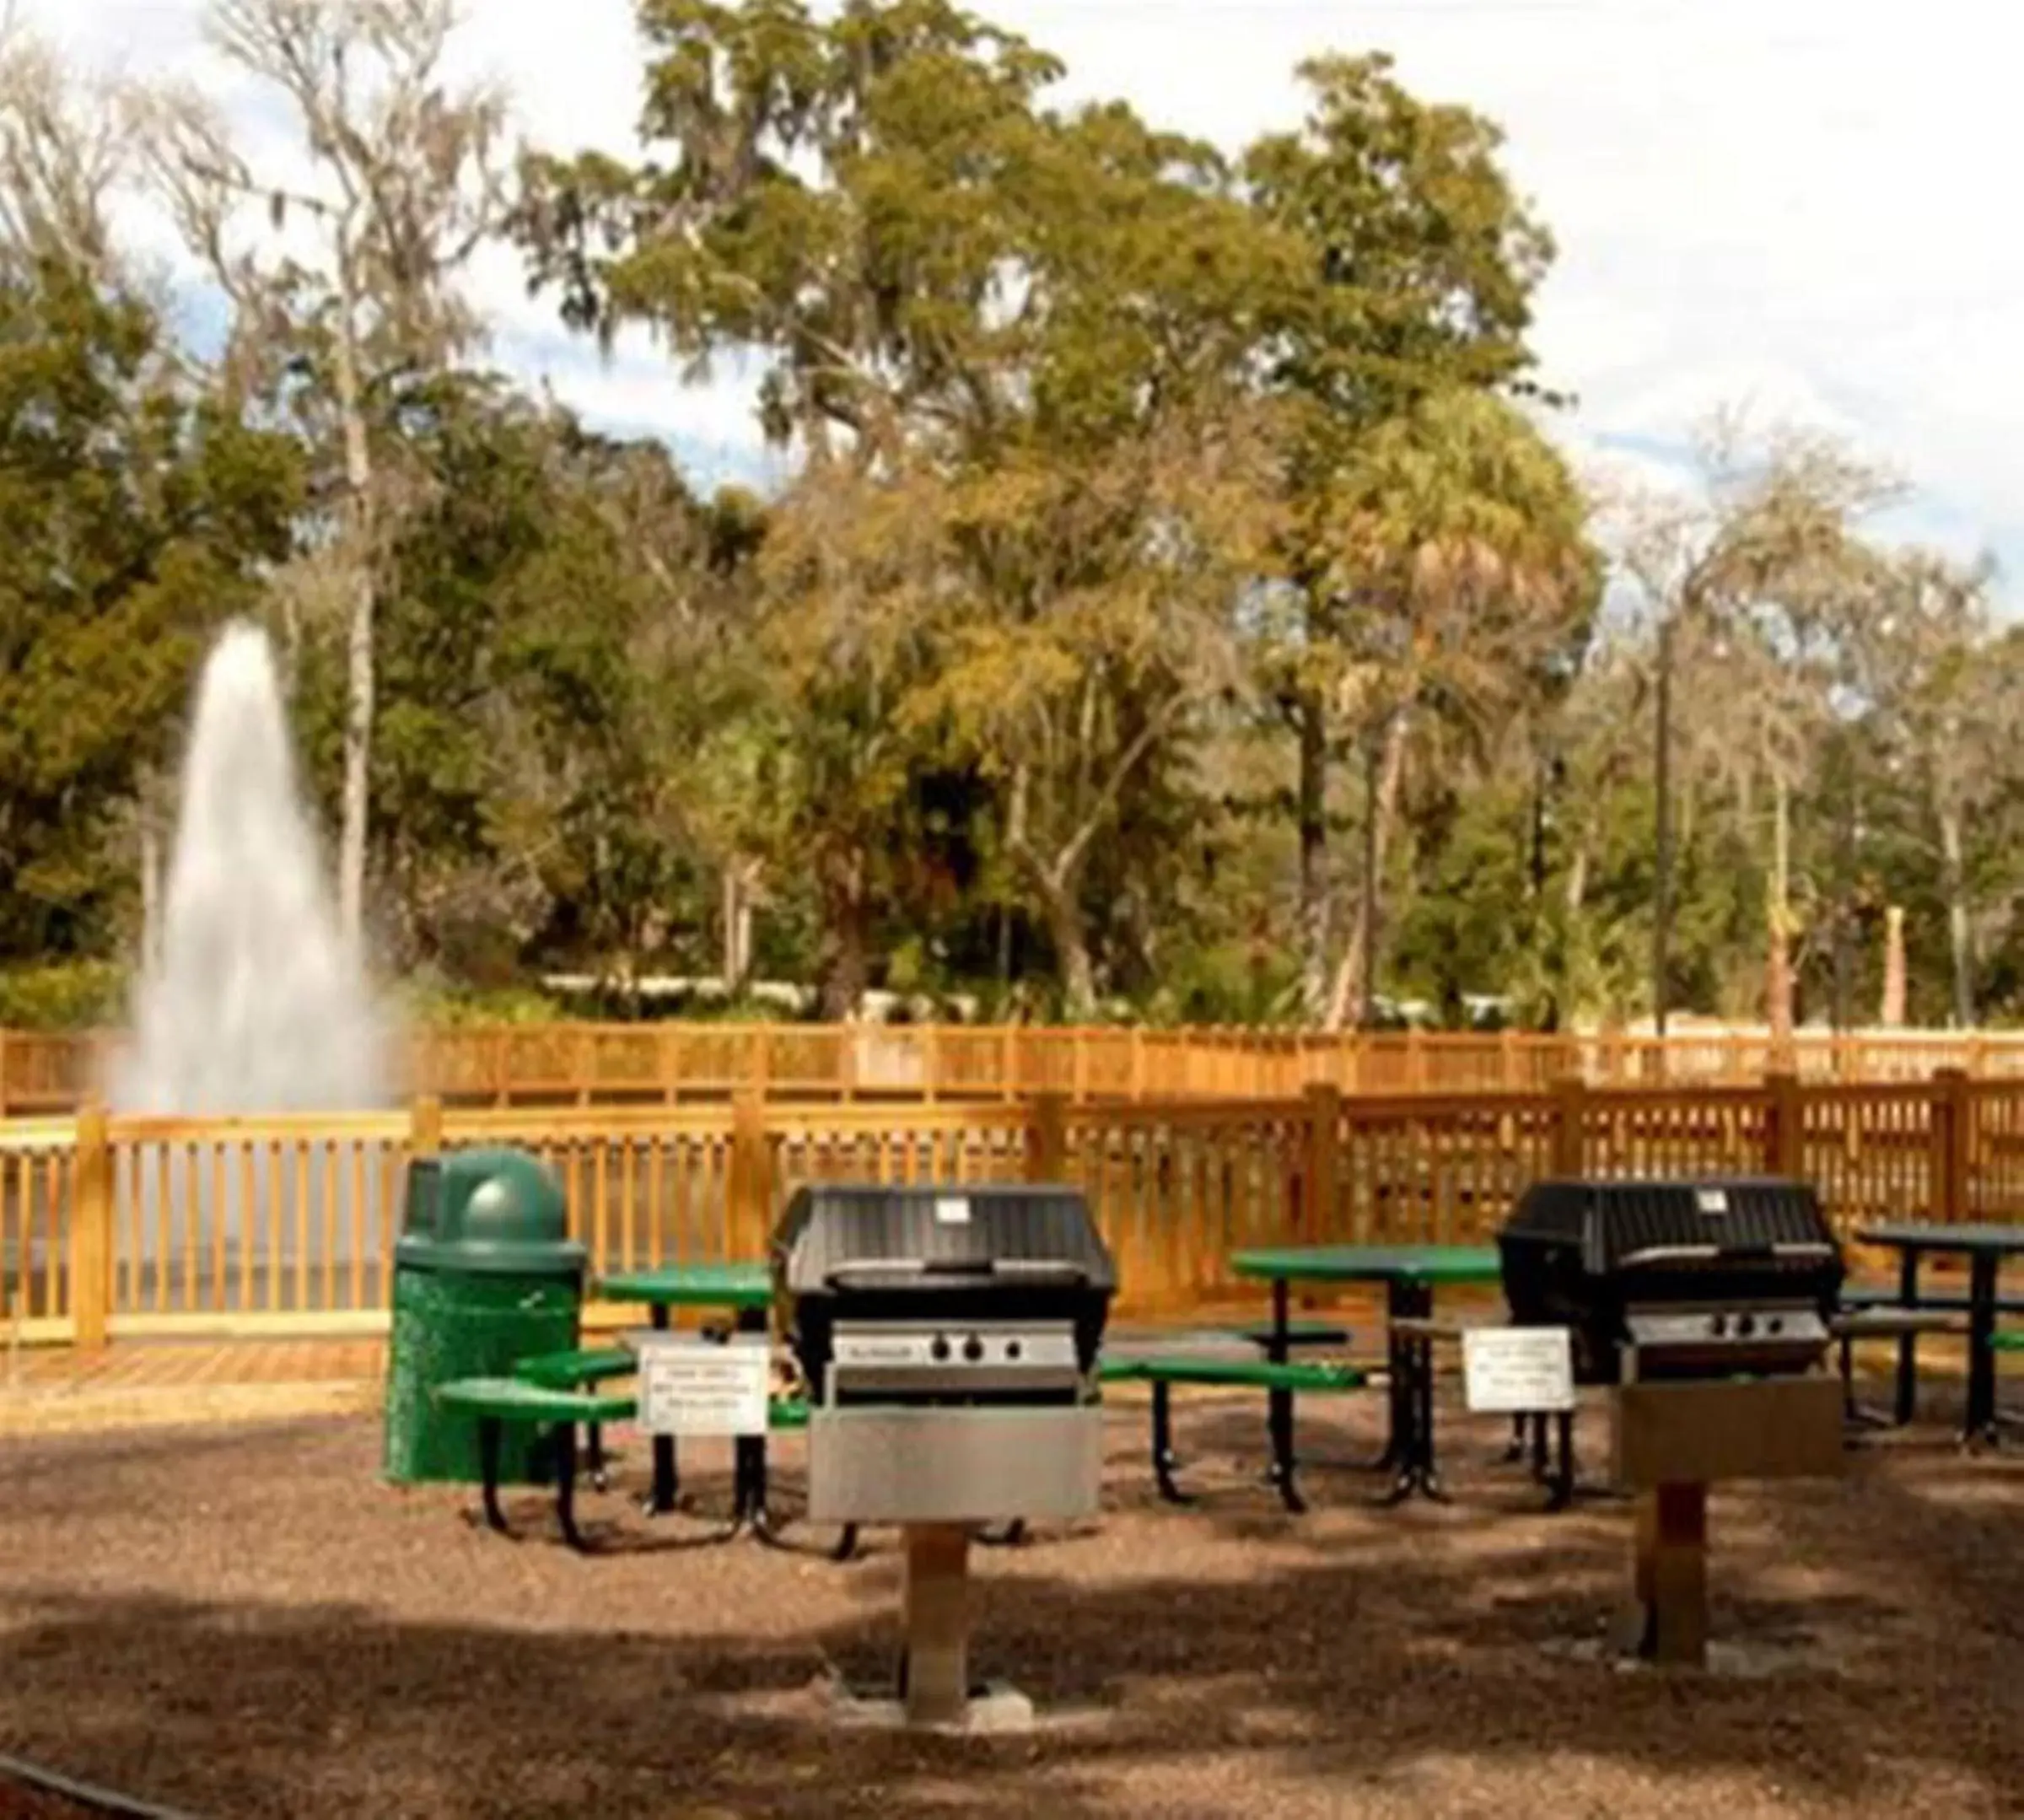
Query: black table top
[[1856, 1222, 2024, 1257]]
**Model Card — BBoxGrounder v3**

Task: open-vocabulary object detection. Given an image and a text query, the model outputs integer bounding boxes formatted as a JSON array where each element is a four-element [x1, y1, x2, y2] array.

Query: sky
[[32, 0, 2024, 595]]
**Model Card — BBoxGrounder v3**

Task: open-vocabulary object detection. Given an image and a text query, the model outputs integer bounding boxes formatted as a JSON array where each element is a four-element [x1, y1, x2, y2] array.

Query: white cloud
[[25, 0, 2024, 590]]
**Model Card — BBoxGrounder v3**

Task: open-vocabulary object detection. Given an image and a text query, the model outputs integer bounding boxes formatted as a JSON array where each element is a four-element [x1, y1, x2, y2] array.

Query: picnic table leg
[[476, 1416, 511, 1537], [731, 1306, 771, 1534], [1893, 1249, 1921, 1426], [551, 1421, 589, 1553], [1545, 1409, 1575, 1511], [1381, 1281, 1444, 1505], [1965, 1251, 1999, 1448], [1151, 1381, 1192, 1505], [644, 1301, 681, 1516], [1264, 1277, 1304, 1509]]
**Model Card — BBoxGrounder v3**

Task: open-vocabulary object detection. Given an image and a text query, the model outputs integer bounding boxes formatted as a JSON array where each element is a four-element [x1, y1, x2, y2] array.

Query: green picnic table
[[599, 1263, 775, 1524], [1231, 1246, 1505, 1505], [1854, 1223, 2024, 1449]]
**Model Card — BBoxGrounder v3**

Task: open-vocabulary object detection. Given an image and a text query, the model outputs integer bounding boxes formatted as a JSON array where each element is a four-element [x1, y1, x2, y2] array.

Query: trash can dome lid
[[396, 1146, 586, 1274]]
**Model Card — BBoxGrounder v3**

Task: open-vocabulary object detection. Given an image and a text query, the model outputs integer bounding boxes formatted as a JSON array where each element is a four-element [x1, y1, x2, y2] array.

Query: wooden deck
[[0, 1338, 384, 1435]]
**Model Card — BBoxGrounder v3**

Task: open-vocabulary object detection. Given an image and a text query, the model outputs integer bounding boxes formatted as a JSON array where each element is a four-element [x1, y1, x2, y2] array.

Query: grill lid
[[1500, 1177, 1840, 1276], [773, 1182, 1117, 1299]]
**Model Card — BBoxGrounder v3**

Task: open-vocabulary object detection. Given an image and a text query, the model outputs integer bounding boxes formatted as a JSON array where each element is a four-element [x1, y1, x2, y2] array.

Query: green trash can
[[380, 1146, 588, 1487]]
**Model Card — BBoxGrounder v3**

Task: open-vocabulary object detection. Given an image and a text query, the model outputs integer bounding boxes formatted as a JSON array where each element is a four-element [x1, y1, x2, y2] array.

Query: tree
[[0, 251, 300, 962], [0, 10, 128, 281], [135, 0, 510, 945], [1615, 419, 1896, 1042], [1855, 550, 2009, 1026], [1309, 388, 1596, 1027], [1242, 53, 1556, 1020]]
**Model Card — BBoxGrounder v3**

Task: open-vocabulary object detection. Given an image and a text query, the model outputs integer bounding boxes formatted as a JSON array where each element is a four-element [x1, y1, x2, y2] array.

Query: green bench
[[1840, 1284, 2024, 1425], [1232, 1320, 1354, 1353], [1100, 1354, 1368, 1510], [513, 1347, 638, 1489], [433, 1378, 638, 1552], [438, 1377, 861, 1559], [1991, 1331, 2024, 1354]]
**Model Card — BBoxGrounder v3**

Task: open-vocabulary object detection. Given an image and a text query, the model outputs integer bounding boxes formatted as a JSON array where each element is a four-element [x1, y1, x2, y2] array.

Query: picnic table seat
[[1837, 1285, 1999, 1429], [438, 1379, 849, 1556], [434, 1378, 638, 1553], [1828, 1306, 1967, 1435], [1841, 1284, 2024, 1314], [511, 1346, 638, 1489], [1099, 1348, 1368, 1510]]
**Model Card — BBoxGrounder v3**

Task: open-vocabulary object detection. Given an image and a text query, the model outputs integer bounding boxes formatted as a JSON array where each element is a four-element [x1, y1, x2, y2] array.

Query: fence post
[[1763, 1072, 1804, 1177], [1302, 1083, 1342, 1241], [1929, 1067, 1971, 1225], [70, 1100, 112, 1351], [1551, 1075, 1586, 1176], [731, 1088, 772, 1257], [1026, 1091, 1069, 1184], [1128, 1026, 1146, 1101], [410, 1095, 444, 1160], [0, 1026, 8, 1118], [999, 1026, 1019, 1103]]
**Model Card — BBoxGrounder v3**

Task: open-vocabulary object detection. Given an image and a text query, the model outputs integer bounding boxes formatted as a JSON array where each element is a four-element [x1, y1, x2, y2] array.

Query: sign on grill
[[1462, 1327, 1575, 1414], [637, 1333, 771, 1437]]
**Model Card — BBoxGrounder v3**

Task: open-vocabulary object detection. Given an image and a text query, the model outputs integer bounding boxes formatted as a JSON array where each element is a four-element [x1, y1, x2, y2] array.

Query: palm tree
[[1311, 388, 1597, 1029]]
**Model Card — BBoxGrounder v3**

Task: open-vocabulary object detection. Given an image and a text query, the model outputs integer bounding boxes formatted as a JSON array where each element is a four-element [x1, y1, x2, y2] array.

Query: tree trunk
[[1881, 906, 1907, 1027], [1766, 774, 1795, 1055], [139, 810, 161, 972], [333, 242, 375, 949], [1295, 687, 1329, 1021], [1324, 711, 1408, 1031], [1939, 805, 1974, 1026], [720, 861, 756, 995], [1043, 886, 1098, 1020], [816, 851, 869, 1021]]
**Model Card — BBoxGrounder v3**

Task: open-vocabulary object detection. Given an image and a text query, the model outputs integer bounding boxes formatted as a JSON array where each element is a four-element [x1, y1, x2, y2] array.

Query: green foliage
[[0, 959, 126, 1029], [3, 5, 2017, 1037], [0, 252, 301, 964]]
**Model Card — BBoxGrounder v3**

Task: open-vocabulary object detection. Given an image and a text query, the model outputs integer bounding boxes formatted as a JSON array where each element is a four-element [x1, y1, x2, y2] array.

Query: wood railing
[[2, 1069, 2015, 1350], [12, 1020, 2024, 1114]]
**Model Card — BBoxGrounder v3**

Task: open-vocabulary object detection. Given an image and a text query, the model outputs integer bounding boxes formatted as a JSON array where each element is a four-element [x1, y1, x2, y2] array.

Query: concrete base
[[826, 1679, 1037, 1736], [1544, 1634, 1829, 1680]]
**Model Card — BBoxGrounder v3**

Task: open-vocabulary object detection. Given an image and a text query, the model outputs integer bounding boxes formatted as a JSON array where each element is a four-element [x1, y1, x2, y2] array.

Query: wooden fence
[[10, 1020, 2024, 1114], [2, 1070, 2016, 1350]]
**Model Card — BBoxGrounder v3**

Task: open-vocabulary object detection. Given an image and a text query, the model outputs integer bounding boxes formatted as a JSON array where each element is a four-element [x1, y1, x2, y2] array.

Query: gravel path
[[3, 1396, 2021, 1818]]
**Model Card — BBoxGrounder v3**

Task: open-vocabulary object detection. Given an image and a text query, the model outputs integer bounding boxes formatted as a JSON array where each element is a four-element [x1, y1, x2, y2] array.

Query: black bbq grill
[[772, 1182, 1116, 1407], [772, 1182, 1117, 1528], [1499, 1177, 1845, 1385]]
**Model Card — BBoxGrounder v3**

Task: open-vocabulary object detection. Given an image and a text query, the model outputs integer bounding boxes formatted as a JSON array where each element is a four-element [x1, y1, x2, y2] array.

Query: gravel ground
[[3, 1392, 2022, 1819]]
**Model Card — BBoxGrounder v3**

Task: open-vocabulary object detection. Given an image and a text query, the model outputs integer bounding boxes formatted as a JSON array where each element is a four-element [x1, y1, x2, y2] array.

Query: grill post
[[1623, 1482, 1709, 1667], [902, 1523, 972, 1726]]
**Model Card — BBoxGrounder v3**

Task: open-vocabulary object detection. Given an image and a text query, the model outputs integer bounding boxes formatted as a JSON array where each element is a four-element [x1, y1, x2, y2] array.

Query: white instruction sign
[[934, 1195, 972, 1225], [636, 1333, 771, 1438], [1462, 1326, 1575, 1414]]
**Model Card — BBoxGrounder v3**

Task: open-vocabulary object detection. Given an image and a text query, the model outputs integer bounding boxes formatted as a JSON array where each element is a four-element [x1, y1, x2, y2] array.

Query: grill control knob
[[962, 1335, 985, 1363], [1005, 1339, 1022, 1360], [1766, 1317, 1783, 1336], [930, 1335, 951, 1362], [1709, 1313, 1728, 1337], [1736, 1313, 1757, 1338]]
